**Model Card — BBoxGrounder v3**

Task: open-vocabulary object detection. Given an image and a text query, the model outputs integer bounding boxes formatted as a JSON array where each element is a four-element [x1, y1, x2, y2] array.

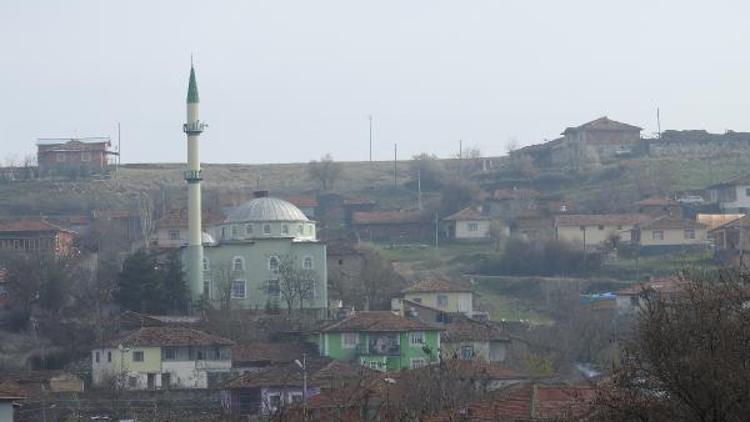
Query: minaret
[[183, 64, 206, 302]]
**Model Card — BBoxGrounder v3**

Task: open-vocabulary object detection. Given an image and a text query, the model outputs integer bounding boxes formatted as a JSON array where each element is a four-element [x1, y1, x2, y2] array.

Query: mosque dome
[[225, 192, 310, 224]]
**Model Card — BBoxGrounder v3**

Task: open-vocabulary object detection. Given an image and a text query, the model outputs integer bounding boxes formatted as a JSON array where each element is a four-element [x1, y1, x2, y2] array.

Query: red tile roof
[[443, 207, 492, 222], [154, 208, 225, 228], [635, 216, 706, 230], [225, 365, 308, 389], [555, 214, 652, 227], [343, 197, 376, 206], [0, 381, 28, 400], [231, 342, 315, 365], [352, 210, 432, 225], [320, 311, 441, 333], [0, 220, 74, 234], [106, 326, 234, 347], [285, 196, 319, 208], [442, 317, 509, 343], [403, 279, 473, 294]]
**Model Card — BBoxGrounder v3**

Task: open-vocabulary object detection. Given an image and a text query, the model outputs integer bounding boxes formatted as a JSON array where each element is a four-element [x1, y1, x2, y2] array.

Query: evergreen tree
[[114, 250, 160, 313], [161, 250, 189, 314]]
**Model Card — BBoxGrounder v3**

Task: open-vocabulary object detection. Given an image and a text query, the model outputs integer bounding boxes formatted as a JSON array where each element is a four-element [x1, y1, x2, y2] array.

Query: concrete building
[[37, 137, 117, 177], [630, 216, 708, 253], [91, 327, 233, 390], [197, 192, 328, 315], [400, 279, 474, 316], [707, 174, 750, 213]]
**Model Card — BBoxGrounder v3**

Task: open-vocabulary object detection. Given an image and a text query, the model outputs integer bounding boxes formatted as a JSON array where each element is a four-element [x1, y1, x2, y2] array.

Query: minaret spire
[[183, 62, 207, 309]]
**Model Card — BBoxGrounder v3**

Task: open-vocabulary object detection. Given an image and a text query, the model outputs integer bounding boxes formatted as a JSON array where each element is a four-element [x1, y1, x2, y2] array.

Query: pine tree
[[161, 250, 188, 314], [114, 250, 159, 313]]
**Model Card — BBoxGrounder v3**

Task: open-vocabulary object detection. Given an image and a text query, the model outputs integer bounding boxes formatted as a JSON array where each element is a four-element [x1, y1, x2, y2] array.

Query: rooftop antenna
[[656, 107, 661, 139], [368, 114, 373, 162]]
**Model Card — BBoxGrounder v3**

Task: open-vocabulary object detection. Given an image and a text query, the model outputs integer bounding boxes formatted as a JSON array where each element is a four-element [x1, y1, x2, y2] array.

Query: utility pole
[[656, 107, 661, 139], [394, 143, 398, 188], [459, 139, 463, 159], [368, 114, 373, 162], [417, 168, 423, 210], [116, 122, 121, 177]]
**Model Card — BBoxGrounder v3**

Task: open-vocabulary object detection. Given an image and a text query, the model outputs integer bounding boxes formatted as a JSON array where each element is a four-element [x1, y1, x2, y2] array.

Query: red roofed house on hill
[[352, 210, 434, 242], [630, 216, 709, 254], [442, 206, 508, 242], [400, 279, 475, 316], [37, 137, 118, 177], [0, 219, 75, 256]]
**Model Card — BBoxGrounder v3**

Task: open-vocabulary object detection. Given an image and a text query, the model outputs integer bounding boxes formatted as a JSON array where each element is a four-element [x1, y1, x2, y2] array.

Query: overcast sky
[[1, 1, 749, 164]]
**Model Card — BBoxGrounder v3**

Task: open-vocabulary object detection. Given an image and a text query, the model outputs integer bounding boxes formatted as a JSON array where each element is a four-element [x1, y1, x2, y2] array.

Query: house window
[[461, 345, 475, 360], [268, 394, 281, 411], [107, 351, 112, 362], [246, 224, 253, 235], [95, 351, 100, 363], [168, 230, 180, 241], [338, 259, 344, 265], [342, 333, 358, 348], [412, 297, 422, 303], [467, 223, 479, 232], [290, 393, 303, 404], [203, 278, 212, 299], [598, 225, 605, 230], [684, 229, 696, 239], [231, 280, 247, 299], [437, 294, 448, 307], [410, 332, 425, 345], [232, 256, 245, 272], [745, 188, 750, 197], [133, 351, 145, 362], [303, 256, 313, 270], [263, 224, 272, 235], [282, 225, 289, 235], [81, 152, 92, 162], [652, 230, 664, 241], [265, 279, 280, 297], [269, 256, 279, 274], [410, 358, 427, 369], [163, 347, 176, 360], [231, 225, 239, 237], [56, 153, 66, 162]]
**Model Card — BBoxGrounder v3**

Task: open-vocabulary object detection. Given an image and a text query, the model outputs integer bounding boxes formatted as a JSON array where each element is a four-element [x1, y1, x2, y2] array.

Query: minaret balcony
[[183, 121, 207, 135], [184, 169, 203, 182]]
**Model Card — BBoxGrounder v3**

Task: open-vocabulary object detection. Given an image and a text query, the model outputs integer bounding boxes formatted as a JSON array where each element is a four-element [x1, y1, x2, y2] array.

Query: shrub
[[478, 238, 601, 277]]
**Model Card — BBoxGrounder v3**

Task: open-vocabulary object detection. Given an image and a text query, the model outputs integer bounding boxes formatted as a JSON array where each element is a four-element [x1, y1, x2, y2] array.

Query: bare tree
[[307, 153, 342, 191], [264, 255, 317, 314]]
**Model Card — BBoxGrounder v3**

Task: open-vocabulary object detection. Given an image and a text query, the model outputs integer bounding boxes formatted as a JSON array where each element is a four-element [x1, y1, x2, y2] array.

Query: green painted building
[[188, 192, 328, 314], [318, 311, 442, 372]]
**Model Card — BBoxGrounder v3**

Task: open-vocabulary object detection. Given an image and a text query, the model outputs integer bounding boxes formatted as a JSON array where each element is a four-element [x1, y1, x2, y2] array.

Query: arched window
[[263, 224, 272, 235], [246, 224, 254, 235], [307, 225, 313, 234], [303, 256, 313, 270], [297, 225, 304, 235], [282, 225, 289, 235], [231, 225, 239, 237], [232, 256, 245, 272], [202, 257, 210, 271], [268, 256, 280, 274]]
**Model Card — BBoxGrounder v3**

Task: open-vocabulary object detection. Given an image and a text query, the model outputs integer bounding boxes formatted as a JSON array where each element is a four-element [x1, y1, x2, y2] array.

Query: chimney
[[254, 190, 269, 198]]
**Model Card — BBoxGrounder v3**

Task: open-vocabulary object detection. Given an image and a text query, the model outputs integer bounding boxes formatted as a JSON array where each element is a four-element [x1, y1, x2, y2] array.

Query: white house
[[91, 326, 234, 390], [707, 174, 750, 213], [401, 279, 474, 316], [443, 207, 506, 242]]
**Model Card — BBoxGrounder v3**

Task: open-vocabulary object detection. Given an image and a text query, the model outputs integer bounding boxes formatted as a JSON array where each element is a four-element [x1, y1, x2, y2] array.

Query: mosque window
[[202, 257, 210, 271], [264, 225, 272, 235], [246, 224, 253, 235], [231, 280, 247, 299], [282, 225, 289, 235], [231, 225, 239, 237], [303, 256, 313, 270], [269, 256, 279, 274], [232, 256, 245, 272], [297, 225, 304, 235]]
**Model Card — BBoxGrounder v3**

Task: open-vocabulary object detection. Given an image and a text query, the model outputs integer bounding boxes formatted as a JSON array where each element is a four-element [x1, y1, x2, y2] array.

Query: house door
[[161, 373, 171, 389], [147, 373, 156, 390]]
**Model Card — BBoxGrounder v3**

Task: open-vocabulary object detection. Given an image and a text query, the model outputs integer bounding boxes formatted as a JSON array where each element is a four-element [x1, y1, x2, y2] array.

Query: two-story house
[[37, 138, 117, 177], [0, 219, 76, 256], [317, 311, 441, 372], [707, 174, 750, 213], [91, 327, 234, 390], [399, 279, 475, 316]]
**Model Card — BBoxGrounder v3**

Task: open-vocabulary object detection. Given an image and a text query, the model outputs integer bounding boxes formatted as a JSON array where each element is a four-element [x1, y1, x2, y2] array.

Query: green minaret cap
[[187, 66, 199, 103]]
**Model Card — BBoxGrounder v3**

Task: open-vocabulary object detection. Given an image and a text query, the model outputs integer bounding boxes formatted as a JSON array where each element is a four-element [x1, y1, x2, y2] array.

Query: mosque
[[180, 64, 327, 315]]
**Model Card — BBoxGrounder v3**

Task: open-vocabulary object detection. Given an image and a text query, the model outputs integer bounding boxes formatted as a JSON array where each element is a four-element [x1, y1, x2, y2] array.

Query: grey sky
[[1, 1, 749, 164]]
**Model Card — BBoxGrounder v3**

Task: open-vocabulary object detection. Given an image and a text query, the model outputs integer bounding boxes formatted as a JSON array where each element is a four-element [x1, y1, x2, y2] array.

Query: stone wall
[[648, 130, 750, 157]]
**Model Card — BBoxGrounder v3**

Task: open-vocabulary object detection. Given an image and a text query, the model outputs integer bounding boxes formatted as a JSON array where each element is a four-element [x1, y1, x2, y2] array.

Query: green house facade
[[318, 311, 441, 372]]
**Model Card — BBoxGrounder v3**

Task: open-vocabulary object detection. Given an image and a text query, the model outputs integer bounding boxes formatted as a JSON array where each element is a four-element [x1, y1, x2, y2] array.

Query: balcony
[[183, 121, 207, 135], [184, 170, 203, 182], [356, 336, 401, 357]]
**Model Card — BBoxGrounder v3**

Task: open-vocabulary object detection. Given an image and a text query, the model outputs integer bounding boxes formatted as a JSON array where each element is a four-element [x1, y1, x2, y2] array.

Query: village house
[[554, 214, 652, 248], [442, 207, 507, 242], [561, 116, 642, 160], [150, 208, 225, 249], [630, 216, 708, 253], [284, 196, 319, 220], [637, 197, 683, 218], [440, 316, 512, 363], [697, 213, 745, 231], [709, 214, 750, 266], [317, 311, 442, 372], [615, 277, 683, 315], [223, 364, 321, 417], [91, 326, 234, 390], [231, 342, 316, 373], [351, 210, 434, 242], [398, 279, 475, 316], [0, 382, 26, 422], [707, 174, 750, 213], [37, 138, 117, 177], [0, 219, 76, 256]]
